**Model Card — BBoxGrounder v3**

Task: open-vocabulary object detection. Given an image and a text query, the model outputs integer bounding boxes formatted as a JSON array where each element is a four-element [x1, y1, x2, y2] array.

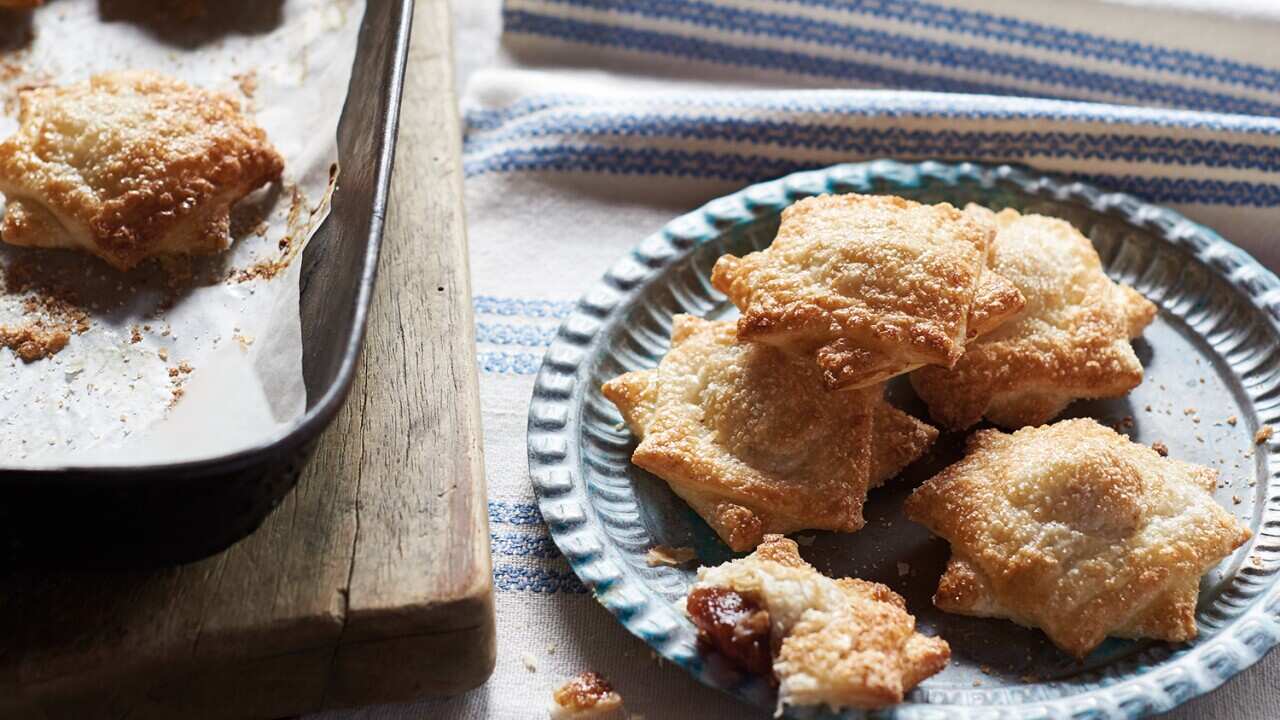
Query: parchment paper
[[0, 0, 366, 467]]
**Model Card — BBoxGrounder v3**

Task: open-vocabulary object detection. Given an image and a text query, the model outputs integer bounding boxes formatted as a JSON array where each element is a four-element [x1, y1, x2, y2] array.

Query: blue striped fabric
[[489, 500, 585, 595], [502, 0, 1280, 111], [466, 93, 1280, 135], [504, 8, 1280, 116]]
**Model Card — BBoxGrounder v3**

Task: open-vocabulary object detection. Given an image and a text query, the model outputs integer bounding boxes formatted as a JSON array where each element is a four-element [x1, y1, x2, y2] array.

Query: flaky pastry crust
[[869, 401, 938, 488], [601, 316, 935, 551], [910, 206, 1156, 429], [0, 71, 284, 270], [690, 535, 949, 711], [711, 193, 1021, 390], [905, 419, 1251, 658]]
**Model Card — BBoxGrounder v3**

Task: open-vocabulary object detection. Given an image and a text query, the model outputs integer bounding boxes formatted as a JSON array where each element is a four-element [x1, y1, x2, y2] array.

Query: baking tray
[[0, 0, 414, 569], [529, 160, 1280, 718]]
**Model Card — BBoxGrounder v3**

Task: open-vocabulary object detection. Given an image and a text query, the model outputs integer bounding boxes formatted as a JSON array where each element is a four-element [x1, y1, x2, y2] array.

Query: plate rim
[[526, 159, 1280, 719]]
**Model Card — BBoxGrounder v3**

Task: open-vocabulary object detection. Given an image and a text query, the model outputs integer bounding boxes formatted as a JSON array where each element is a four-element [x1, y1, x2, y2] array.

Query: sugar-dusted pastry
[[602, 315, 873, 551], [710, 193, 1023, 391], [686, 535, 949, 711], [870, 401, 938, 488], [905, 419, 1251, 658], [911, 206, 1156, 429], [0, 71, 284, 271], [549, 671, 625, 720], [602, 316, 936, 551]]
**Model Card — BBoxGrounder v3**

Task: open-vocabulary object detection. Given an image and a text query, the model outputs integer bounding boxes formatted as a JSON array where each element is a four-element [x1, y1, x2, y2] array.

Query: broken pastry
[[0, 71, 284, 271], [686, 535, 949, 711], [905, 418, 1251, 658], [602, 315, 935, 551], [549, 671, 625, 720], [711, 193, 1023, 391], [911, 206, 1156, 429]]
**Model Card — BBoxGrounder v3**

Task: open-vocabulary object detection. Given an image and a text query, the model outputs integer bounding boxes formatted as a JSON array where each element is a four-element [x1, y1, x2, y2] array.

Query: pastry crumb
[[550, 671, 624, 720], [0, 322, 70, 363], [1255, 426, 1273, 445], [1227, 416, 1238, 426], [232, 70, 258, 99], [645, 545, 697, 567], [897, 562, 910, 577], [521, 652, 538, 672], [1151, 441, 1169, 457]]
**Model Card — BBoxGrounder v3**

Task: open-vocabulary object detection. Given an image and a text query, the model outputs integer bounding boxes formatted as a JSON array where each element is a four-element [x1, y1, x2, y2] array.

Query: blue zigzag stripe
[[494, 563, 589, 594], [480, 350, 545, 375], [474, 295, 575, 318], [464, 112, 1280, 173], [777, 0, 1280, 93], [476, 323, 557, 347], [489, 500, 546, 525], [504, 9, 1280, 117], [492, 531, 562, 559], [465, 93, 1280, 136], [466, 144, 1280, 207]]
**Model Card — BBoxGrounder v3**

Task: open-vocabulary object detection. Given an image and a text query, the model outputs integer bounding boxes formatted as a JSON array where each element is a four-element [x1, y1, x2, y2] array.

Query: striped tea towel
[[318, 1, 1280, 718]]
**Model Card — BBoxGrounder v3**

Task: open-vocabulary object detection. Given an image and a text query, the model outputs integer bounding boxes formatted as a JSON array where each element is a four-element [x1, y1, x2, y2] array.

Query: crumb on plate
[[645, 545, 697, 567]]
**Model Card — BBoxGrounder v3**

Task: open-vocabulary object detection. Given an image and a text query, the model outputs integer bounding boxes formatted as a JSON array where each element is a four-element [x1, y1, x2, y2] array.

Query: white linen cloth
[[317, 1, 1280, 718]]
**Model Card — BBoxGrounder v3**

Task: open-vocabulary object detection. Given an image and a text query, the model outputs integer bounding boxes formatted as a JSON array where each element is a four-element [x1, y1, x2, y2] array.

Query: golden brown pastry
[[905, 419, 1251, 658], [911, 206, 1156, 429], [710, 193, 1023, 391], [686, 535, 949, 711], [549, 671, 625, 720], [869, 401, 938, 488], [602, 315, 935, 551], [0, 71, 284, 271]]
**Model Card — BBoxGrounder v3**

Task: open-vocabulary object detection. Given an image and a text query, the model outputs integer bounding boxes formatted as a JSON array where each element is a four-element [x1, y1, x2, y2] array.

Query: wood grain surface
[[0, 0, 496, 717]]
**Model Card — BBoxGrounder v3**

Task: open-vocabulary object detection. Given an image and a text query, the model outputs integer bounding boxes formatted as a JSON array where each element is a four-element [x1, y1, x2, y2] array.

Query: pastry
[[549, 671, 625, 719], [710, 193, 1023, 390], [910, 206, 1156, 429], [686, 535, 949, 711], [0, 71, 284, 271], [905, 418, 1251, 658], [870, 400, 938, 488], [602, 315, 935, 551]]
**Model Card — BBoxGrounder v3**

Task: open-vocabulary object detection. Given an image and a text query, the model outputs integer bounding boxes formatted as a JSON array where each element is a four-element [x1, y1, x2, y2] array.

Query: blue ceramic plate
[[527, 161, 1280, 719]]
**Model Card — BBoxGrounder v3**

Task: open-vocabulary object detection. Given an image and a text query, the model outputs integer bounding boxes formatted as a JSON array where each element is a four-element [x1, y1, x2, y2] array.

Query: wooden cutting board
[[0, 1, 496, 717]]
